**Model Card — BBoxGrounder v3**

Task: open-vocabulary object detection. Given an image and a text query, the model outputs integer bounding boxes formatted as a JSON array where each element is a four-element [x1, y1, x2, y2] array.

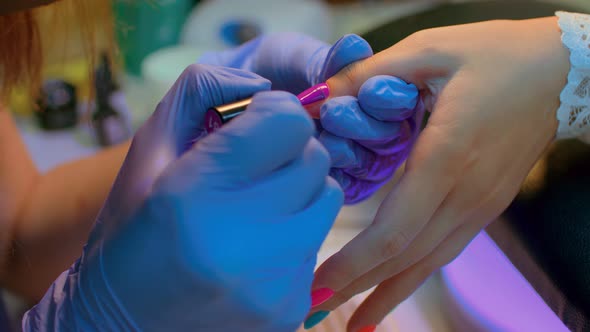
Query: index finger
[[312, 124, 460, 292], [326, 38, 459, 97]]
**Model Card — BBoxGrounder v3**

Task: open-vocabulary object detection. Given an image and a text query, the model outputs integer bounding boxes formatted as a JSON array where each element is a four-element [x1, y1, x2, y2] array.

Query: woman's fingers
[[313, 162, 492, 313], [311, 78, 480, 309], [312, 124, 461, 293], [314, 206, 459, 312], [344, 155, 530, 331], [346, 221, 487, 332], [326, 35, 460, 97]]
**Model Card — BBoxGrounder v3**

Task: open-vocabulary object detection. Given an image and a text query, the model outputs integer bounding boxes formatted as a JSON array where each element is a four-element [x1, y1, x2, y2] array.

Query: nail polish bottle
[[35, 79, 78, 130], [92, 53, 131, 147]]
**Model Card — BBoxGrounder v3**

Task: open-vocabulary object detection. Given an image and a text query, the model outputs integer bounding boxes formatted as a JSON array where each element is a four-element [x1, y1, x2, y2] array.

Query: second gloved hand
[[23, 65, 343, 332], [320, 75, 422, 203], [200, 33, 421, 203]]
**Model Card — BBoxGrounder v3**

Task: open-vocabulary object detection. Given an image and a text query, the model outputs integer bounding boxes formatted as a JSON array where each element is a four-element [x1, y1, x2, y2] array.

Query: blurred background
[[14, 0, 590, 165], [8, 0, 590, 331]]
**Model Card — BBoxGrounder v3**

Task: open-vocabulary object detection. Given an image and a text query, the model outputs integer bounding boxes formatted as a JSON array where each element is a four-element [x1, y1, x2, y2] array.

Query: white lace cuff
[[556, 11, 590, 143]]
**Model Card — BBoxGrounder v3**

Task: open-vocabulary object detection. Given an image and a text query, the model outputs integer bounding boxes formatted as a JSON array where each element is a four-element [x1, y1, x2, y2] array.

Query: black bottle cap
[[205, 97, 253, 134], [35, 79, 78, 130]]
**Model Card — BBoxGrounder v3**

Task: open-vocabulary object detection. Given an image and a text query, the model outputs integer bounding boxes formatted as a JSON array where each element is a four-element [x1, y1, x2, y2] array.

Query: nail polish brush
[[205, 83, 329, 134]]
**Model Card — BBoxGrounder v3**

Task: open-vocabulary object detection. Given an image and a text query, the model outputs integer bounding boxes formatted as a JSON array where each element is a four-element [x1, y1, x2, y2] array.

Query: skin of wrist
[[513, 17, 570, 141]]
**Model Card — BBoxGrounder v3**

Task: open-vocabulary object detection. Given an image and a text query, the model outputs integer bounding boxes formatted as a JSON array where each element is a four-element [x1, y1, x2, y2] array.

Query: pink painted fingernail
[[297, 83, 330, 106], [297, 83, 330, 119], [311, 288, 334, 307], [358, 325, 377, 332]]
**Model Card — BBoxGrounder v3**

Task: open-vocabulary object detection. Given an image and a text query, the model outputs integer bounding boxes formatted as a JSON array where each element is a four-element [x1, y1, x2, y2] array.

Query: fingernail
[[298, 83, 330, 106], [298, 83, 330, 119], [304, 311, 330, 329], [358, 325, 377, 332], [311, 288, 334, 307]]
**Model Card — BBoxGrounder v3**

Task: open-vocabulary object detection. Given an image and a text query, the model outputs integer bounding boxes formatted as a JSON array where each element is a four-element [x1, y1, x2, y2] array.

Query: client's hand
[[311, 17, 570, 331]]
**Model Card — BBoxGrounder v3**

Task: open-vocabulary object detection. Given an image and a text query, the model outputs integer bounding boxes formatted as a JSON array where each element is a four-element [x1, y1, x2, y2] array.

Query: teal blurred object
[[113, 0, 195, 76]]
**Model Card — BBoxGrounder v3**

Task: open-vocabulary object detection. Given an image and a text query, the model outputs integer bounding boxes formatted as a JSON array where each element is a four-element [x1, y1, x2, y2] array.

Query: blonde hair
[[0, 0, 115, 101]]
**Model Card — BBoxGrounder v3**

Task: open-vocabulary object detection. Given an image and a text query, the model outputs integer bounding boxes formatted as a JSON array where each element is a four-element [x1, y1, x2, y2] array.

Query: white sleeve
[[556, 11, 590, 143]]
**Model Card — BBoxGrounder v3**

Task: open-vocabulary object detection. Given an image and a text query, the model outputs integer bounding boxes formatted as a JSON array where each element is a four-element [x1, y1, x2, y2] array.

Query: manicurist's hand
[[23, 64, 342, 332]]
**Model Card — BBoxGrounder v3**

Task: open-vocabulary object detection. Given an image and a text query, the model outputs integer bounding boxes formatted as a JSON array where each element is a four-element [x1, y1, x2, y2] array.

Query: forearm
[[3, 141, 130, 303]]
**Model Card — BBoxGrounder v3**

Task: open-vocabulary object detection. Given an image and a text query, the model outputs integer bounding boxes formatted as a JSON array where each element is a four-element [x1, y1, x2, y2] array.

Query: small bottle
[[35, 79, 78, 130], [92, 53, 131, 147]]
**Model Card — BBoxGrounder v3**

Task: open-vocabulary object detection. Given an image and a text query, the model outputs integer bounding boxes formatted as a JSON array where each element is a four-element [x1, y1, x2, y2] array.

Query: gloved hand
[[198, 33, 369, 94], [319, 75, 423, 203], [23, 65, 343, 332], [200, 33, 421, 203]]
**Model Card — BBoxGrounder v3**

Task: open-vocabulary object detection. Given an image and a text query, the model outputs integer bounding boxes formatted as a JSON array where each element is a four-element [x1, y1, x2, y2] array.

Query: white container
[[181, 0, 334, 51], [138, 45, 206, 121]]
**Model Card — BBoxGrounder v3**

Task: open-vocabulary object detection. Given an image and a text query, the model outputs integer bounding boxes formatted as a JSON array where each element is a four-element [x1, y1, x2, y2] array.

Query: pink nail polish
[[297, 83, 330, 106], [358, 325, 377, 332], [311, 288, 334, 307], [297, 83, 330, 119]]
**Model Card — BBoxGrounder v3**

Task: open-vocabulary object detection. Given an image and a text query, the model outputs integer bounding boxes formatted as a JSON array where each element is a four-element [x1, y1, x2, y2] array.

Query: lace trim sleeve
[[556, 11, 590, 143]]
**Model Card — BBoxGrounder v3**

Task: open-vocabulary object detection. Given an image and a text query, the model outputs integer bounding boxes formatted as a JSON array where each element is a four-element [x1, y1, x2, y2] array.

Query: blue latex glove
[[199, 33, 372, 94], [320, 76, 423, 203], [199, 33, 421, 204], [23, 65, 343, 332]]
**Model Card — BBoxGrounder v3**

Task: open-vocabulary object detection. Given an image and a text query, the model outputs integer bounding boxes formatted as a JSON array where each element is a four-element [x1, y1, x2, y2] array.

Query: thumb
[[326, 37, 457, 98]]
